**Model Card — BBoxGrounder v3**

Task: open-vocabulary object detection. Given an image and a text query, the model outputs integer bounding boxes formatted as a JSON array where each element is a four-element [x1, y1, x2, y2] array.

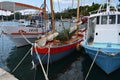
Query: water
[[0, 37, 120, 80], [1, 21, 120, 80], [0, 35, 81, 80]]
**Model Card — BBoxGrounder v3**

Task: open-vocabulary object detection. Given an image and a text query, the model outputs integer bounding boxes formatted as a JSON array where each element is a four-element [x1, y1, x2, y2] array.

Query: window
[[118, 15, 120, 24], [101, 16, 107, 24], [109, 15, 115, 24], [96, 16, 99, 24]]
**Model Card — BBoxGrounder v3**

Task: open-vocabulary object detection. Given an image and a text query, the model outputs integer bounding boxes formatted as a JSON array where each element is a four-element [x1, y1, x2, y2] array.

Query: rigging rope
[[12, 47, 32, 73], [85, 48, 100, 80], [34, 43, 49, 80]]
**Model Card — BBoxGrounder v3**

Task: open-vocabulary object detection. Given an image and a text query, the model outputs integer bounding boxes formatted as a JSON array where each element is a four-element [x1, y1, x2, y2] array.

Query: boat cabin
[[86, 9, 120, 45]]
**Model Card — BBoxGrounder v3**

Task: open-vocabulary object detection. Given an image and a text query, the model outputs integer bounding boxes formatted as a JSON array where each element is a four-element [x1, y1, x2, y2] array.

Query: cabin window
[[96, 16, 99, 24], [118, 15, 120, 24], [109, 15, 115, 24], [101, 16, 107, 24]]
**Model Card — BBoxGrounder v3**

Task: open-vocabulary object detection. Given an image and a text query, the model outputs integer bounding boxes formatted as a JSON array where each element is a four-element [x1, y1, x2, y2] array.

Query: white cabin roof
[[90, 11, 120, 18], [0, 1, 42, 12]]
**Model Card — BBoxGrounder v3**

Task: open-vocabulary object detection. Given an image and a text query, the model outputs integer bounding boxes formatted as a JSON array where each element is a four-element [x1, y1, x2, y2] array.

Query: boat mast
[[107, 0, 110, 12], [44, 0, 47, 34], [77, 0, 80, 20], [76, 0, 80, 35], [50, 0, 55, 33]]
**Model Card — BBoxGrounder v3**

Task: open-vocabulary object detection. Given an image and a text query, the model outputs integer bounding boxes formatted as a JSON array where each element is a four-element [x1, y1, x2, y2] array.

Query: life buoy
[[19, 30, 26, 33]]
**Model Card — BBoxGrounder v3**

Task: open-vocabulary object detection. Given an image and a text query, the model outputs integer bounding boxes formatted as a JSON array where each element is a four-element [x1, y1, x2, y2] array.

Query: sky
[[0, 0, 119, 15]]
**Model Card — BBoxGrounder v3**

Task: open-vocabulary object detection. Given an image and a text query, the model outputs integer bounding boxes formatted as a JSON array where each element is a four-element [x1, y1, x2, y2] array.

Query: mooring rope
[[85, 48, 100, 80], [100, 49, 120, 56], [46, 44, 51, 76], [12, 47, 32, 73], [34, 43, 49, 80], [20, 32, 33, 45], [31, 45, 37, 69], [33, 66, 37, 80]]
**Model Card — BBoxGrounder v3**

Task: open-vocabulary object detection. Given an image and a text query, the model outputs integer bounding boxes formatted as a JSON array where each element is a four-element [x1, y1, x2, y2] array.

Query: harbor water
[[0, 22, 120, 80]]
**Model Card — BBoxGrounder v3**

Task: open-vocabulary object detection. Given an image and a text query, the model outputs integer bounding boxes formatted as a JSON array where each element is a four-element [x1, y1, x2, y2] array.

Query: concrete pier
[[0, 68, 18, 80]]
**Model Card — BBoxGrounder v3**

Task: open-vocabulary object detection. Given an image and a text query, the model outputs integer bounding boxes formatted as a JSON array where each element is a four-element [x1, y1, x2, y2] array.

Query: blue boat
[[82, 0, 120, 74]]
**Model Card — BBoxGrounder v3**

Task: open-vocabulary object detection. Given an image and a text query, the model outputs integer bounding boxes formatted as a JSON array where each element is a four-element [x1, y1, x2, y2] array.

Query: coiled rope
[[85, 48, 100, 80]]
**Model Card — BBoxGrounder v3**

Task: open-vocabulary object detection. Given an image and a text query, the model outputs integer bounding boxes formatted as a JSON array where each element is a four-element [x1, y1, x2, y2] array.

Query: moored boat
[[0, 1, 51, 47], [32, 0, 84, 64], [82, 0, 120, 74]]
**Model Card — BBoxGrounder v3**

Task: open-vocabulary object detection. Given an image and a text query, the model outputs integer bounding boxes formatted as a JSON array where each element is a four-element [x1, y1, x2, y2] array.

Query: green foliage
[[56, 28, 76, 41], [54, 3, 101, 19], [56, 29, 70, 41]]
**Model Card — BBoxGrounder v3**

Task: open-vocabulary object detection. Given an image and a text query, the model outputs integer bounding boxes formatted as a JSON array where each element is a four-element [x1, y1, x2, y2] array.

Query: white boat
[[82, 0, 120, 74], [0, 1, 51, 47]]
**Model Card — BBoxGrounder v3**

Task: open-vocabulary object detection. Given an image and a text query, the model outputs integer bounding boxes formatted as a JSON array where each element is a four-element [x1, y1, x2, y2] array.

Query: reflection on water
[[0, 34, 15, 71]]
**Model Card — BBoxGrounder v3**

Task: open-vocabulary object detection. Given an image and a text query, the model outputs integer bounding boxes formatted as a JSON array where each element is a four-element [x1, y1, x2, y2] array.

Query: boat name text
[[29, 29, 38, 32]]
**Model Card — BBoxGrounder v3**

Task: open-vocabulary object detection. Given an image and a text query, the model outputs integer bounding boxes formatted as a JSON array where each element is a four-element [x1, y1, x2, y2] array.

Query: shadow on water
[[7, 45, 82, 80], [82, 48, 120, 80]]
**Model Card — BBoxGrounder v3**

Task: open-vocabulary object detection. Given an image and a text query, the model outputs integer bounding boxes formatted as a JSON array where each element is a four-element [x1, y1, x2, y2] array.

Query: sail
[[36, 32, 59, 47]]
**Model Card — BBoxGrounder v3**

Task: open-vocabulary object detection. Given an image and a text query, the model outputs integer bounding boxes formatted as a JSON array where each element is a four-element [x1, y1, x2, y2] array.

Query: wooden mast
[[76, 0, 80, 36], [44, 0, 47, 34], [77, 0, 80, 20], [50, 0, 55, 33]]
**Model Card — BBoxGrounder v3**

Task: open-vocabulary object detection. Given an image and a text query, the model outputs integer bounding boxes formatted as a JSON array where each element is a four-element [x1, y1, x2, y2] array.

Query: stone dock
[[0, 68, 18, 80]]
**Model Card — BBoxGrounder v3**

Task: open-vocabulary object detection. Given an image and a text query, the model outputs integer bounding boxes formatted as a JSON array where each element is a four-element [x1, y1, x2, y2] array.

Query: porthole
[[96, 33, 98, 35]]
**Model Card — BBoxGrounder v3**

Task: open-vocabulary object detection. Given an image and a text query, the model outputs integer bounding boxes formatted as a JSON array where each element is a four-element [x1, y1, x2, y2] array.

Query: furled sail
[[69, 25, 77, 33], [35, 32, 59, 47], [69, 21, 82, 33]]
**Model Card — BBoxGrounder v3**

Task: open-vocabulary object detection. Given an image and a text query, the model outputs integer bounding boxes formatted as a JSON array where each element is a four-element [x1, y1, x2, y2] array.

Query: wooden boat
[[0, 1, 51, 47], [32, 0, 84, 64], [82, 0, 120, 74]]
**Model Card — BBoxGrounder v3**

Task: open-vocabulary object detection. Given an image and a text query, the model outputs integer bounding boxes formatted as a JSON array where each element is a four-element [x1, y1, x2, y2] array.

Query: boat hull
[[33, 39, 82, 64], [2, 26, 44, 47], [83, 44, 120, 74], [33, 47, 76, 64], [9, 36, 37, 47]]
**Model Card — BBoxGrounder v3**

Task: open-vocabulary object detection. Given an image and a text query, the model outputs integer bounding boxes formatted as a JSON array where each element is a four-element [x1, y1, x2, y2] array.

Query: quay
[[0, 68, 18, 80]]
